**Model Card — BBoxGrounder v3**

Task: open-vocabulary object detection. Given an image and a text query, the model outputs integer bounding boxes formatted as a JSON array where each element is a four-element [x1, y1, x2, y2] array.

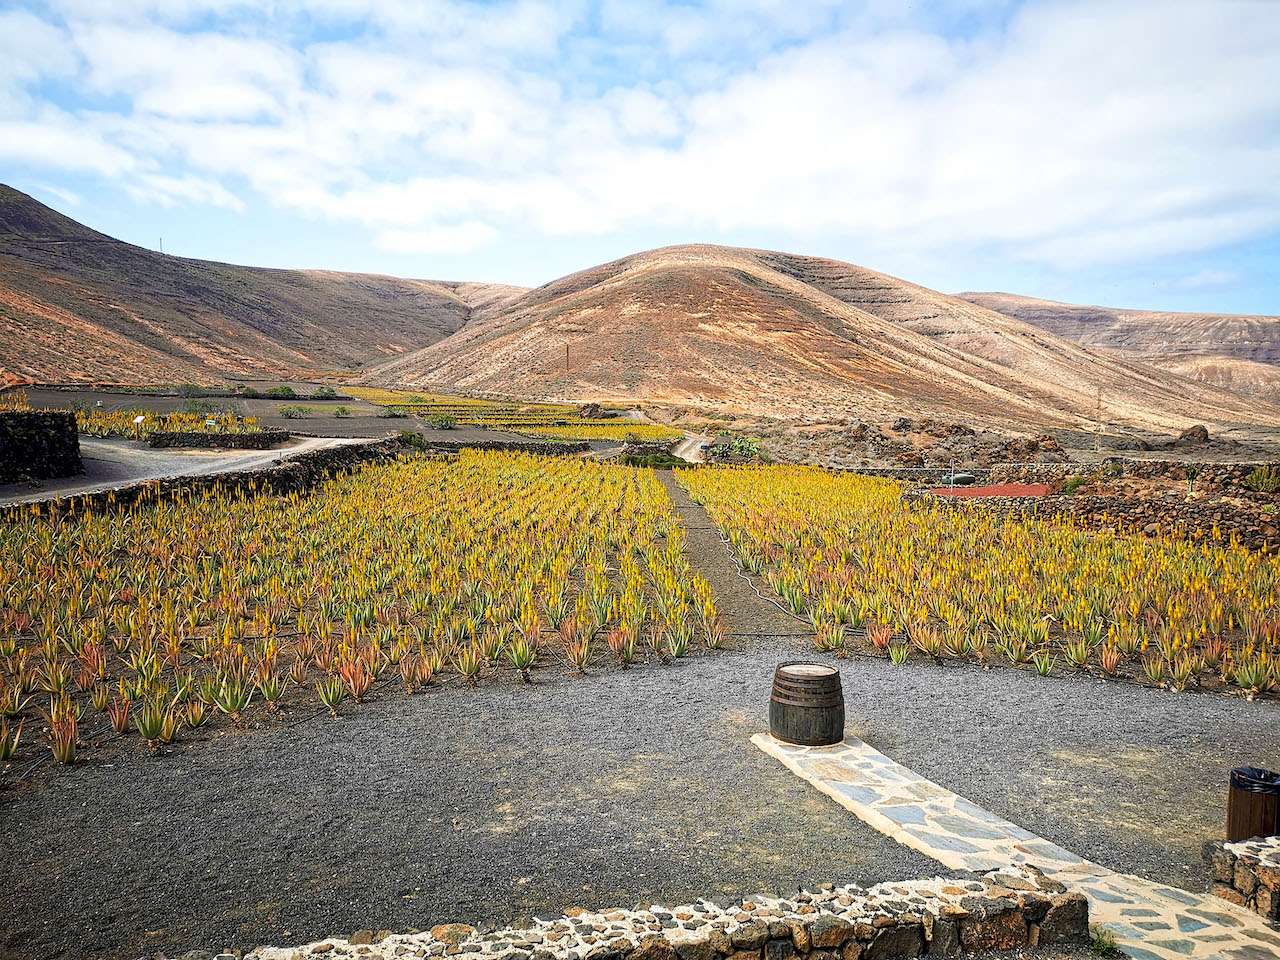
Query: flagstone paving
[[753, 733, 1280, 960]]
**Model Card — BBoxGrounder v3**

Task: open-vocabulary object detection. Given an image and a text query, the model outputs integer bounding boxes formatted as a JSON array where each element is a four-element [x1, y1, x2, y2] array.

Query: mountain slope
[[366, 244, 1279, 430], [957, 291, 1280, 402], [0, 185, 521, 385]]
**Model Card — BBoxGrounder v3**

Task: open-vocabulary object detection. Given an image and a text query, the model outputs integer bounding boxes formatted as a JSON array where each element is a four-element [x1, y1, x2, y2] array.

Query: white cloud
[[4, 0, 1280, 268], [1176, 268, 1243, 291], [377, 222, 501, 254], [124, 172, 246, 211]]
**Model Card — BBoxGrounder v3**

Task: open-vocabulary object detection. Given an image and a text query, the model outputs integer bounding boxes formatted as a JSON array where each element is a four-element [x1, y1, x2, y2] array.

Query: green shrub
[[278, 405, 309, 419], [182, 398, 225, 415], [266, 386, 297, 399], [1244, 465, 1280, 494], [427, 413, 457, 430], [1089, 928, 1121, 959], [310, 386, 339, 400], [398, 429, 428, 450], [1062, 476, 1087, 495], [239, 386, 261, 399], [176, 383, 203, 398], [621, 452, 688, 469], [332, 406, 351, 418], [377, 406, 408, 419]]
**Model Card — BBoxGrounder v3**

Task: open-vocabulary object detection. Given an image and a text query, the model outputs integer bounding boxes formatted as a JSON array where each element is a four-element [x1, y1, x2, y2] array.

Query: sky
[[1, 0, 1278, 314]]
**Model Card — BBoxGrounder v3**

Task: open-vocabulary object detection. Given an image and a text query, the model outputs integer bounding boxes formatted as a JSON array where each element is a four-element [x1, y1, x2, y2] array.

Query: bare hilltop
[[3, 184, 1276, 433]]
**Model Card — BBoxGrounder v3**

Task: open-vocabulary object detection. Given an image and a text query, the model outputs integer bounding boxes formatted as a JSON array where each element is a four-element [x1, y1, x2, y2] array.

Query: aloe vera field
[[679, 465, 1279, 699], [0, 452, 723, 765]]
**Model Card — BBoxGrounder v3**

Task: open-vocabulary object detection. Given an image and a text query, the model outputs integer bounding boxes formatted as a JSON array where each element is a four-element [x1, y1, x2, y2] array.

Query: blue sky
[[2, 0, 1278, 314]]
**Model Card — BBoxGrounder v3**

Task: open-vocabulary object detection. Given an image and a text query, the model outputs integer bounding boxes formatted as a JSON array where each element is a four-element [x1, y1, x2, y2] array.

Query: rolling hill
[[4, 186, 1275, 432], [366, 244, 1280, 430], [0, 185, 521, 386], [957, 291, 1280, 402]]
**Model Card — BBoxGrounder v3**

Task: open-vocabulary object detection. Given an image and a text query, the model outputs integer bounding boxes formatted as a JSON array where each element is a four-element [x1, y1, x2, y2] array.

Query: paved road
[[0, 435, 371, 506]]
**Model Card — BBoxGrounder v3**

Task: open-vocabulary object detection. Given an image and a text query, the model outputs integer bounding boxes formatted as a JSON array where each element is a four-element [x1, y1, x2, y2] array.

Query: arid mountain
[[5, 188, 1275, 431], [367, 244, 1279, 431], [957, 291, 1280, 402], [0, 185, 521, 386]]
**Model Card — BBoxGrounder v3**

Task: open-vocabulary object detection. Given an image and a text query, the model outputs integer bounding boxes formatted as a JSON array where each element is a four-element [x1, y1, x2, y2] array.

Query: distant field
[[344, 387, 682, 443]]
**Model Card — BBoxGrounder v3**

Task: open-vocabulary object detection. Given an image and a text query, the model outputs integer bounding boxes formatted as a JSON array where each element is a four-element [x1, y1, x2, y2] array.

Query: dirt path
[[660, 472, 799, 638], [671, 433, 710, 463]]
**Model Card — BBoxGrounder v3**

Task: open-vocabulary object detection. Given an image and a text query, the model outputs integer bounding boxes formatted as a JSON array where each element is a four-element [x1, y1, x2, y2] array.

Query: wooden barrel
[[1226, 767, 1280, 842], [769, 662, 844, 746]]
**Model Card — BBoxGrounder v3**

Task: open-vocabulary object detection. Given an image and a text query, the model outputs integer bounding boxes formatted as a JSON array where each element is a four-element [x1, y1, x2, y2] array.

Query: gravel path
[[0, 472, 1274, 960]]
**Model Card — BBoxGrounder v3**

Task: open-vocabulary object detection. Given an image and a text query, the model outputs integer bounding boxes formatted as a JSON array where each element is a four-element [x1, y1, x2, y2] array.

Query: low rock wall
[[1209, 837, 1280, 921], [147, 430, 292, 449], [926, 491, 1280, 553], [414, 438, 590, 456], [12, 438, 405, 520], [990, 459, 1280, 495], [0, 411, 82, 483], [248, 867, 1088, 960]]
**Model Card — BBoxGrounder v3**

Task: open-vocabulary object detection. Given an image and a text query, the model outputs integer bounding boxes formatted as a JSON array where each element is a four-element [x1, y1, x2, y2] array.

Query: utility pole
[[159, 237, 164, 254], [564, 341, 570, 376]]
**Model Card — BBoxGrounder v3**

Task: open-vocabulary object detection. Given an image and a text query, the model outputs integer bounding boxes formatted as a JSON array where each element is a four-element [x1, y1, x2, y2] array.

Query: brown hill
[[957, 291, 1280, 402], [0, 185, 521, 385], [366, 244, 1279, 431]]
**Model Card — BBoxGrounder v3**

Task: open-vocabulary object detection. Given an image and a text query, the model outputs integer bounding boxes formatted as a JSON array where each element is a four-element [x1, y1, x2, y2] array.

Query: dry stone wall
[[990, 459, 1280, 495], [1209, 837, 1280, 921], [0, 411, 82, 483], [147, 429, 292, 449], [926, 490, 1280, 553], [246, 867, 1088, 960]]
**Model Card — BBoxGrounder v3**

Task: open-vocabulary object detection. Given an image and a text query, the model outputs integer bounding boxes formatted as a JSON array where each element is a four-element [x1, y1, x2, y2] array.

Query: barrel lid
[[777, 662, 838, 678]]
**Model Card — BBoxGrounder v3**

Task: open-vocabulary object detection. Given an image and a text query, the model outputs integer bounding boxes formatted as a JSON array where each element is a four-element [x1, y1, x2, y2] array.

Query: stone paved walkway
[[753, 734, 1280, 960]]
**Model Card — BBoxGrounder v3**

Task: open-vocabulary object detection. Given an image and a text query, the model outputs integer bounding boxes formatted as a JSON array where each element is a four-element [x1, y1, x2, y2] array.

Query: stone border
[[0, 410, 83, 483], [246, 867, 1087, 960], [147, 429, 292, 449], [1209, 837, 1280, 922], [4, 437, 406, 520]]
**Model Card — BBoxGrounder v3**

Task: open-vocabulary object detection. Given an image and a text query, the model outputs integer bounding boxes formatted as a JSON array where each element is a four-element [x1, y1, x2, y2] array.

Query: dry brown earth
[[369, 244, 1280, 431]]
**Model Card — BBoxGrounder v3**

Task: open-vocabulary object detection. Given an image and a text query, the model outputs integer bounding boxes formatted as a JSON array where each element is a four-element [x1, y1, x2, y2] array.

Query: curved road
[[0, 435, 373, 506]]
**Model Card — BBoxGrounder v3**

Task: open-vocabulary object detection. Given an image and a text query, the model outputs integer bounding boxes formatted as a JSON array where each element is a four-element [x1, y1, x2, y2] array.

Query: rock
[[763, 939, 794, 960], [1177, 424, 1210, 445], [707, 930, 733, 955], [891, 417, 913, 432], [1234, 862, 1259, 897], [313, 947, 334, 955], [925, 918, 958, 957], [866, 921, 923, 960], [730, 922, 770, 951], [376, 931, 394, 943], [808, 917, 853, 949], [632, 936, 678, 960], [840, 942, 862, 960], [1038, 893, 1088, 945], [351, 932, 375, 946], [676, 942, 718, 960], [957, 898, 1025, 951], [788, 922, 810, 954], [431, 925, 477, 945], [1015, 892, 1050, 924]]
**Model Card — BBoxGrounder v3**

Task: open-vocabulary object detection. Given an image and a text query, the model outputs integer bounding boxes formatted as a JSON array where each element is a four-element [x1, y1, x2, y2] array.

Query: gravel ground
[[1, 472, 1274, 960]]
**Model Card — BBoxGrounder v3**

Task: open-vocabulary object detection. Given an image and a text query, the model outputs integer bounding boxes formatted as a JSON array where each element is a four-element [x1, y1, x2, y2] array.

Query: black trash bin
[[1226, 766, 1280, 842]]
